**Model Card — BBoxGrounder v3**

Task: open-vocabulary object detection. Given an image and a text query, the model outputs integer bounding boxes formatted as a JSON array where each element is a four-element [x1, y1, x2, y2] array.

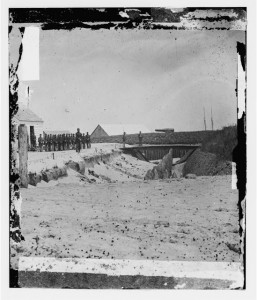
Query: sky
[[18, 28, 245, 134]]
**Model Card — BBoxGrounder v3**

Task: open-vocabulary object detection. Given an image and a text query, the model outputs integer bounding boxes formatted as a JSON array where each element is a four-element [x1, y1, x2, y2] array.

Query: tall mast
[[203, 107, 207, 131], [211, 106, 214, 130]]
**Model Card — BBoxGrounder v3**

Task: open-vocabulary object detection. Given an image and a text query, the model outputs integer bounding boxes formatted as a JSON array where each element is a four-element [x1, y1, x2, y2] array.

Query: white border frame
[[1, 1, 256, 299]]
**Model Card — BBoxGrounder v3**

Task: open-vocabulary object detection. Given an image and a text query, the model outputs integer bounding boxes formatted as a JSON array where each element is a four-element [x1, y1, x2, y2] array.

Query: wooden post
[[18, 124, 28, 188]]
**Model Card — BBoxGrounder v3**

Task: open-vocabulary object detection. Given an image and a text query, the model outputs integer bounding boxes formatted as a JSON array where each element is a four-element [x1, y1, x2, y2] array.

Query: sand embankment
[[26, 144, 156, 187], [27, 143, 150, 186]]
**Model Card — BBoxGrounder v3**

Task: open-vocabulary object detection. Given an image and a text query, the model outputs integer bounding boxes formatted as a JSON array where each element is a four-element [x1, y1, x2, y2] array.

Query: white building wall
[[12, 119, 44, 146]]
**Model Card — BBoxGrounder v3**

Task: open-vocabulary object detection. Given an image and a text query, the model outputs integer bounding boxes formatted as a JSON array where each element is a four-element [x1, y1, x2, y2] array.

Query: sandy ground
[[28, 143, 128, 173], [15, 173, 240, 263]]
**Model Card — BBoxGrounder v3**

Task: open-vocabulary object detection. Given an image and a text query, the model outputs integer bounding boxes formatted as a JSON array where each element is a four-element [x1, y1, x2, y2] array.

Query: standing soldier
[[38, 134, 43, 152], [63, 134, 67, 150], [62, 134, 65, 150], [42, 134, 46, 151], [59, 134, 62, 151], [60, 134, 62, 150], [62, 134, 65, 151], [44, 134, 48, 151], [45, 134, 48, 151], [64, 133, 67, 150], [55, 134, 57, 151], [66, 134, 69, 150], [69, 134, 72, 149], [52, 134, 54, 151], [67, 134, 70, 150], [42, 134, 45, 151], [47, 135, 49, 151], [72, 134, 75, 149], [86, 132, 91, 149], [88, 133, 91, 148], [68, 134, 72, 150], [49, 134, 53, 151], [53, 135, 56, 151], [122, 132, 126, 148], [138, 131, 143, 147], [55, 134, 59, 151], [75, 128, 82, 153], [82, 133, 86, 149], [47, 134, 51, 152], [52, 134, 55, 151], [57, 134, 60, 151], [65, 134, 69, 150]]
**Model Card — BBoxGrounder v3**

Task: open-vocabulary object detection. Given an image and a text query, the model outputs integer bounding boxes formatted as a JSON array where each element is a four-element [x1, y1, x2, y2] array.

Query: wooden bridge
[[121, 144, 201, 162]]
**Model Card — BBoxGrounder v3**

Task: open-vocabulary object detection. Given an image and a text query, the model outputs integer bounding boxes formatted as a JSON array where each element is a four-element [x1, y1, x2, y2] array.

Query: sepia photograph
[[4, 5, 252, 294]]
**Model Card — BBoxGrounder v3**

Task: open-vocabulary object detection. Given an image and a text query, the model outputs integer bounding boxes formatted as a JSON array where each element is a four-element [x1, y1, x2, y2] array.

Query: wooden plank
[[18, 124, 28, 188]]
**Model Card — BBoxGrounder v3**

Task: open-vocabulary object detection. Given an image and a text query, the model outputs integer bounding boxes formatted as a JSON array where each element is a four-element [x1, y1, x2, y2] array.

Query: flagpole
[[203, 107, 206, 131], [27, 86, 30, 108], [211, 107, 214, 130]]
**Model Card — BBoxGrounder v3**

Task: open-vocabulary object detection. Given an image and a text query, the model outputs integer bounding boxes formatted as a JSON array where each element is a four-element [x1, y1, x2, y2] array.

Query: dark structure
[[155, 128, 174, 133], [121, 144, 200, 161]]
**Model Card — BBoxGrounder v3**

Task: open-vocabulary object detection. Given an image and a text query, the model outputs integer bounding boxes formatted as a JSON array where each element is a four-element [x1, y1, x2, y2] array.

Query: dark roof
[[15, 105, 43, 123]]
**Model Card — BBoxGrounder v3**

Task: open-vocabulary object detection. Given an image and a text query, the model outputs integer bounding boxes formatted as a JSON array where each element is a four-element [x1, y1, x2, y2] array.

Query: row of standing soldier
[[37, 130, 91, 152], [33, 129, 142, 151]]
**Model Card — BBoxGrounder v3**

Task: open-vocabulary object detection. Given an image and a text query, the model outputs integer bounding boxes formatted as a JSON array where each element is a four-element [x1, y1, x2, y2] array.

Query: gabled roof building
[[13, 104, 44, 146]]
